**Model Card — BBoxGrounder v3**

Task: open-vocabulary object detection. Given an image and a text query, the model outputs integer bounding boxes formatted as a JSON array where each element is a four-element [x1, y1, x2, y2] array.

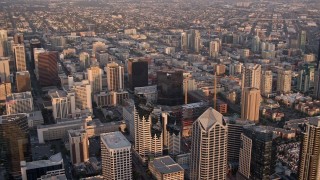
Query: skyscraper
[[72, 80, 92, 113], [49, 90, 75, 120], [181, 32, 188, 51], [14, 33, 24, 44], [38, 51, 59, 87], [297, 64, 315, 93], [277, 69, 292, 94], [68, 129, 89, 165], [105, 62, 124, 91], [157, 70, 183, 105], [0, 57, 10, 83], [30, 39, 41, 70], [128, 58, 148, 90], [100, 131, 132, 180], [251, 35, 260, 53], [237, 126, 275, 180], [16, 71, 31, 93], [313, 41, 320, 99], [190, 107, 227, 180], [13, 44, 26, 71], [298, 117, 320, 180], [87, 66, 103, 93], [209, 40, 220, 58], [241, 87, 260, 122], [260, 70, 273, 97], [0, 29, 8, 57], [79, 52, 91, 71], [300, 30, 307, 52], [241, 63, 261, 90], [0, 114, 31, 178]]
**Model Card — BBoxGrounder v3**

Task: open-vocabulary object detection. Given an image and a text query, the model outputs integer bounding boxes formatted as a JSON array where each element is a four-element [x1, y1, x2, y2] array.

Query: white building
[[49, 90, 75, 120], [105, 62, 124, 91], [87, 66, 103, 93]]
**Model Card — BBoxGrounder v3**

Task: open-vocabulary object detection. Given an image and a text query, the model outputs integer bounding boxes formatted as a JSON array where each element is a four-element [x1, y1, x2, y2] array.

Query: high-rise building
[[181, 32, 188, 51], [128, 58, 148, 90], [241, 87, 260, 122], [16, 71, 31, 92], [96, 50, 109, 66], [38, 51, 59, 87], [134, 100, 163, 162], [157, 70, 183, 105], [79, 52, 91, 71], [190, 107, 227, 180], [297, 64, 315, 93], [277, 69, 292, 94], [209, 40, 219, 58], [68, 129, 89, 165], [237, 126, 275, 180], [190, 30, 201, 53], [87, 66, 102, 93], [13, 44, 26, 71], [0, 82, 11, 102], [72, 80, 92, 113], [100, 131, 132, 180], [92, 41, 106, 57], [49, 90, 75, 120], [260, 70, 273, 97], [30, 39, 41, 70], [149, 156, 184, 180], [299, 30, 307, 52], [14, 33, 24, 44], [0, 114, 30, 178], [33, 48, 45, 79], [105, 62, 124, 91], [298, 117, 320, 180], [6, 91, 33, 115], [0, 57, 10, 83], [0, 29, 8, 57], [251, 35, 260, 53], [241, 63, 261, 89]]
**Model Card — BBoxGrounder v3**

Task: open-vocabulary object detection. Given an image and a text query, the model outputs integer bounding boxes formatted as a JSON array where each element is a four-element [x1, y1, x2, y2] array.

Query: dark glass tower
[[128, 59, 148, 90]]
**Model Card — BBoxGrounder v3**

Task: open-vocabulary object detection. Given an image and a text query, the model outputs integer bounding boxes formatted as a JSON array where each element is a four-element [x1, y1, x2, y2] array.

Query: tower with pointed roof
[[190, 107, 228, 180]]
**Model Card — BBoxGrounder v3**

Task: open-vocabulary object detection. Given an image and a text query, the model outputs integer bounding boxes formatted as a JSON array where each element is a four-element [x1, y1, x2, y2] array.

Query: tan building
[[94, 91, 128, 107], [149, 156, 184, 180], [190, 107, 228, 180], [0, 57, 10, 83], [6, 91, 33, 115], [241, 87, 260, 122], [298, 117, 320, 180], [72, 80, 92, 113], [261, 70, 273, 97], [92, 41, 106, 57], [0, 29, 8, 57], [277, 69, 292, 94], [209, 40, 219, 58], [68, 129, 89, 165], [16, 71, 31, 92], [13, 44, 26, 71], [87, 66, 102, 93], [0, 82, 11, 102], [100, 131, 132, 180], [105, 62, 124, 91], [241, 63, 261, 89]]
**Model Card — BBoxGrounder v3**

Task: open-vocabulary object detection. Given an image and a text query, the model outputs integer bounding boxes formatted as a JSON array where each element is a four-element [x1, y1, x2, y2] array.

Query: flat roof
[[100, 131, 131, 150], [150, 156, 184, 174], [6, 91, 32, 101], [22, 153, 63, 170]]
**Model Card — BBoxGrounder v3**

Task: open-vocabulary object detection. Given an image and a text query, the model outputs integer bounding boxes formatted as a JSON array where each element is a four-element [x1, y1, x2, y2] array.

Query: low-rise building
[[149, 156, 184, 180]]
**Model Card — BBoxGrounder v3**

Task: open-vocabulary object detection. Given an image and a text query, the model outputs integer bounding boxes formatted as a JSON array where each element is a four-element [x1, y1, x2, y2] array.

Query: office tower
[[38, 51, 59, 87], [92, 41, 106, 57], [134, 100, 163, 162], [0, 57, 10, 83], [50, 36, 66, 50], [314, 41, 320, 99], [181, 32, 188, 51], [16, 71, 31, 92], [0, 82, 11, 102], [72, 80, 92, 113], [167, 124, 181, 156], [241, 63, 261, 89], [261, 70, 273, 97], [87, 66, 102, 93], [277, 69, 292, 94], [300, 30, 307, 52], [30, 39, 41, 70], [14, 33, 24, 44], [241, 87, 260, 122], [79, 52, 91, 71], [105, 62, 124, 91], [241, 49, 250, 59], [128, 58, 148, 90], [13, 44, 26, 71], [100, 131, 132, 180], [0, 114, 30, 178], [297, 64, 315, 93], [209, 40, 219, 58], [226, 119, 254, 169], [190, 107, 227, 180], [68, 129, 89, 165], [0, 29, 8, 57], [49, 90, 75, 120], [298, 117, 320, 180], [96, 50, 109, 66], [237, 126, 275, 180], [190, 30, 201, 53], [6, 91, 33, 115], [33, 48, 45, 79], [157, 70, 183, 105], [251, 35, 260, 53], [149, 156, 184, 180], [21, 153, 64, 180]]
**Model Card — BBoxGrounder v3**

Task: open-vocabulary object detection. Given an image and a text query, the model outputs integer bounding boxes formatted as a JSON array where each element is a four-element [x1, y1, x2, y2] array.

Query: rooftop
[[6, 91, 32, 101], [197, 107, 225, 131], [21, 153, 63, 170], [150, 156, 184, 174], [100, 131, 131, 150]]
